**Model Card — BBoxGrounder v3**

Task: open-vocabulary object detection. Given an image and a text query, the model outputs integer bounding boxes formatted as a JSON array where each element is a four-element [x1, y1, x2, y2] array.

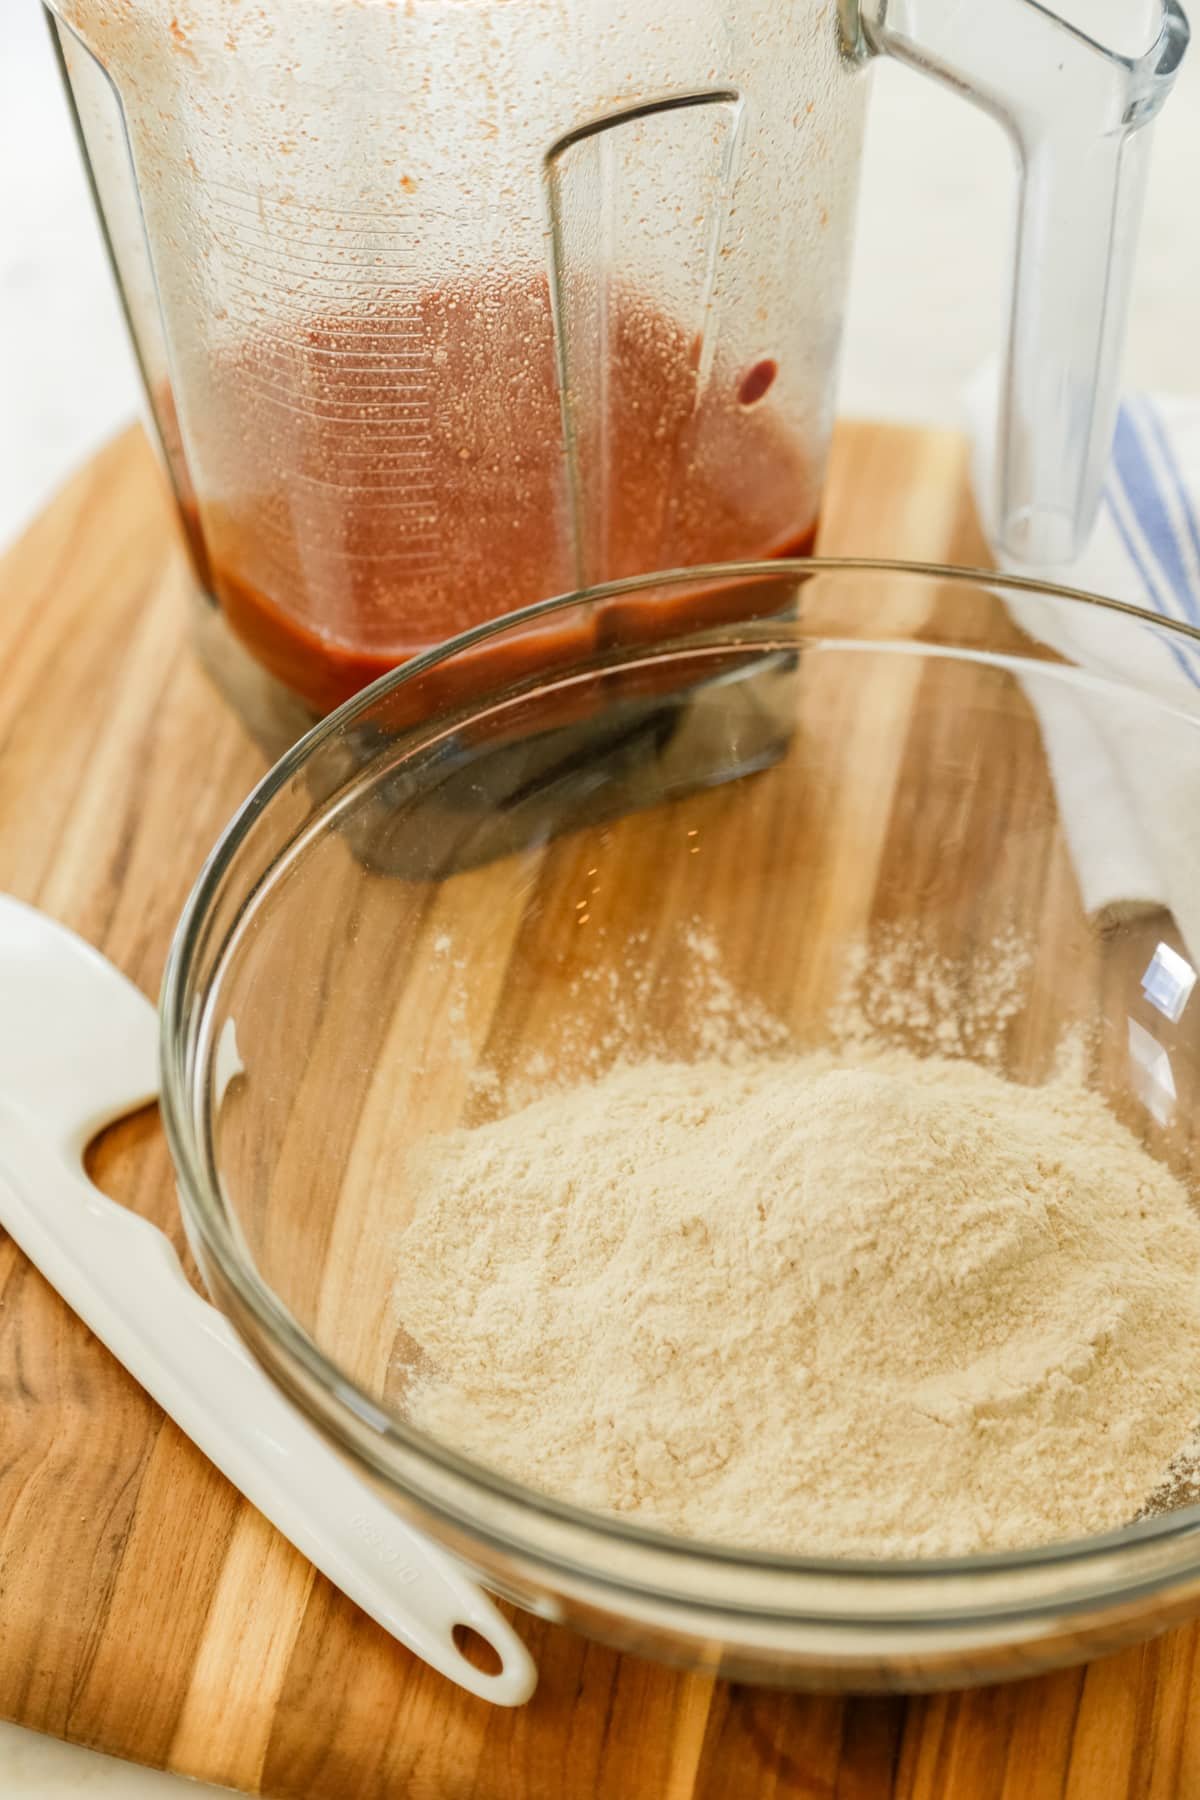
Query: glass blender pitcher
[[46, 0, 1189, 735]]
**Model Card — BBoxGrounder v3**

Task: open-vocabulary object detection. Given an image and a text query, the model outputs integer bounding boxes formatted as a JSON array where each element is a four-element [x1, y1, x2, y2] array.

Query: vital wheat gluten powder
[[393, 1044, 1200, 1558]]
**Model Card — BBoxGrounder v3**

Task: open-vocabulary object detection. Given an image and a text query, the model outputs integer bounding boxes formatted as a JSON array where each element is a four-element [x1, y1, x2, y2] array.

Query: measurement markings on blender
[[206, 179, 442, 573]]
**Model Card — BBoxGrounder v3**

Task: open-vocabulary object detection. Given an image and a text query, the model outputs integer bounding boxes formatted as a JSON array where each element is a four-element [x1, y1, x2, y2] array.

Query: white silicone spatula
[[0, 894, 535, 1705]]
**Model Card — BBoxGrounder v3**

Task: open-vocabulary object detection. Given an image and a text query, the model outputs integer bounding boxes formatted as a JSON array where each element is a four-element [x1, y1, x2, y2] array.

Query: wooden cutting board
[[2, 420, 1199, 1799]]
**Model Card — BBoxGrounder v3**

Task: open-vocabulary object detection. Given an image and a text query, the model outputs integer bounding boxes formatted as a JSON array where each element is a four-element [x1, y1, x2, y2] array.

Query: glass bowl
[[160, 560, 1200, 1691]]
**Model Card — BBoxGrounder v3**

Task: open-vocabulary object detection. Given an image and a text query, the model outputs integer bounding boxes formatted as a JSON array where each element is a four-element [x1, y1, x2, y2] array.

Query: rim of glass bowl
[[160, 558, 1200, 1626]]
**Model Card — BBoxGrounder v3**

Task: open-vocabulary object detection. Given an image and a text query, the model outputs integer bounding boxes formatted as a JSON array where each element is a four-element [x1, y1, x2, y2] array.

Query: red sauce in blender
[[171, 277, 816, 714]]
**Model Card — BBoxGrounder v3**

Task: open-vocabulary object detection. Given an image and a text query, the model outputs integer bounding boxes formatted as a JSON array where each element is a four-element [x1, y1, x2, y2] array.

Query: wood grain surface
[[2, 422, 1198, 1797]]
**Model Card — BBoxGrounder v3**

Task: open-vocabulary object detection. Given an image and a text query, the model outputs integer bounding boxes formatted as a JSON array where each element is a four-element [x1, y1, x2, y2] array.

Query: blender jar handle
[[853, 0, 1190, 564]]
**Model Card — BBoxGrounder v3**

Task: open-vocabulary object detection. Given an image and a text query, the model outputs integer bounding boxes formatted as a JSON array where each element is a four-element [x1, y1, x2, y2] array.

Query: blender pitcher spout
[[853, 0, 1190, 565]]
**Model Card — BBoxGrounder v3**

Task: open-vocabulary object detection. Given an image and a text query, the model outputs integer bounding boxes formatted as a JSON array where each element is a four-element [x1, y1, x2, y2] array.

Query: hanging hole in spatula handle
[[452, 1622, 506, 1676]]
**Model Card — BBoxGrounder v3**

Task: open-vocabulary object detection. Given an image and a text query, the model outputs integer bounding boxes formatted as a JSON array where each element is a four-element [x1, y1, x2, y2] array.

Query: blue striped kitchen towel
[[967, 377, 1200, 957]]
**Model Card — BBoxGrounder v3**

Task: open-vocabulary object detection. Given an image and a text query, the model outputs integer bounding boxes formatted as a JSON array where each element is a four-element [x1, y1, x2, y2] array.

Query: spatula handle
[[0, 1107, 535, 1704]]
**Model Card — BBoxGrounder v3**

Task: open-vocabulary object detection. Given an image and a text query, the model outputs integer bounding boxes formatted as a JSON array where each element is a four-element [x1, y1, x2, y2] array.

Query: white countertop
[[2, 3, 1199, 1793]]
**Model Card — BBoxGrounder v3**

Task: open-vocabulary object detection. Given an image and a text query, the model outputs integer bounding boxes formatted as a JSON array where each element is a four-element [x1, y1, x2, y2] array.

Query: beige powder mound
[[393, 1047, 1200, 1558]]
